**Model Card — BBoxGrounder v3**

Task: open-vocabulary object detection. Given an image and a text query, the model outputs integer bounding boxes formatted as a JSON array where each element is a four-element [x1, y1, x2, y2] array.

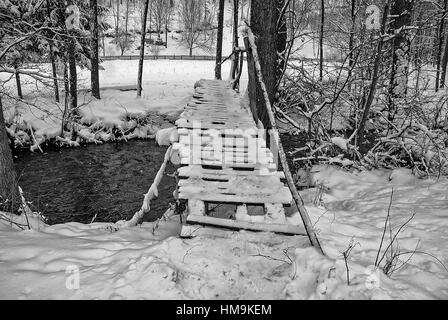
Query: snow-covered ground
[[1, 166, 446, 299]]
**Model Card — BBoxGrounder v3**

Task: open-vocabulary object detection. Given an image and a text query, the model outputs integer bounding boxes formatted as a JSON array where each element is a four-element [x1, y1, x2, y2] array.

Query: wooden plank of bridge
[[175, 79, 305, 236]]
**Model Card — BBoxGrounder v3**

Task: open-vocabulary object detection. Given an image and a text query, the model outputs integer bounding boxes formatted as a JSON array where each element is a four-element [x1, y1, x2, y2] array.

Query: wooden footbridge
[[173, 79, 304, 235], [168, 30, 323, 253]]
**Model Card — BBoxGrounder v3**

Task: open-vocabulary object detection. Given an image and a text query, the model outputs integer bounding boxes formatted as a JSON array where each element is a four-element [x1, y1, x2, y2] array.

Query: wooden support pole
[[244, 29, 325, 255]]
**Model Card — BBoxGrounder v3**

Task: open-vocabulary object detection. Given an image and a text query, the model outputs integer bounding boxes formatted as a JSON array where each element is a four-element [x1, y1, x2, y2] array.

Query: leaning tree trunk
[[0, 95, 20, 213], [249, 0, 286, 129], [91, 0, 101, 99], [137, 0, 150, 97], [215, 0, 225, 80]]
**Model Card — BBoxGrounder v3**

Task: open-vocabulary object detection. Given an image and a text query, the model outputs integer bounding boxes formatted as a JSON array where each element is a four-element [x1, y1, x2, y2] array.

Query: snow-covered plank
[[178, 177, 292, 204], [184, 215, 306, 235], [177, 129, 260, 138], [179, 158, 278, 170], [177, 166, 284, 179]]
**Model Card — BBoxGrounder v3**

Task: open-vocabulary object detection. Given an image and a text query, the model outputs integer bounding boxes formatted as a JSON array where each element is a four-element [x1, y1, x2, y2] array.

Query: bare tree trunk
[[137, 0, 150, 97], [387, 0, 413, 128], [149, 0, 153, 42], [116, 0, 120, 39], [319, 0, 324, 82], [0, 95, 20, 213], [358, 3, 390, 147], [68, 43, 77, 110], [46, 0, 59, 102], [49, 45, 60, 102], [165, 14, 168, 48], [231, 0, 240, 80], [435, 0, 448, 92], [440, 1, 448, 88], [125, 0, 130, 46], [14, 67, 22, 99], [249, 0, 285, 129], [91, 0, 101, 99], [65, 0, 78, 111], [348, 0, 356, 77], [215, 0, 225, 80]]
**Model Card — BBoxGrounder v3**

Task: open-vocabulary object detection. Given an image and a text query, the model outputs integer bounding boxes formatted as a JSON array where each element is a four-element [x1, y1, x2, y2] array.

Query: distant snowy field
[[1, 166, 447, 299]]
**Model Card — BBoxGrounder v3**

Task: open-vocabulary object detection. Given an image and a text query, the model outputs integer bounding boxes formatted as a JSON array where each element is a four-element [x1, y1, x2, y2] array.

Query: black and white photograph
[[0, 0, 447, 301]]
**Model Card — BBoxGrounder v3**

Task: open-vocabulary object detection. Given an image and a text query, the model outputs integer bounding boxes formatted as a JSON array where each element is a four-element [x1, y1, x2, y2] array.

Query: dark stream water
[[13, 140, 176, 225]]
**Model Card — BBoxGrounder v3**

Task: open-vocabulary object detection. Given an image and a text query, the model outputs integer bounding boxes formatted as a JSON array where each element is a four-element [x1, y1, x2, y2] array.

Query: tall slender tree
[[115, 0, 120, 39], [231, 0, 240, 80], [91, 0, 101, 99], [64, 0, 78, 111], [319, 0, 325, 82], [441, 1, 448, 87], [46, 0, 59, 103], [215, 0, 225, 80], [435, 0, 448, 92], [137, 0, 151, 97]]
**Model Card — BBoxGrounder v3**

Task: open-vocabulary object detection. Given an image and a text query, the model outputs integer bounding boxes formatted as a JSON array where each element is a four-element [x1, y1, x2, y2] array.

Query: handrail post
[[243, 37, 259, 125]]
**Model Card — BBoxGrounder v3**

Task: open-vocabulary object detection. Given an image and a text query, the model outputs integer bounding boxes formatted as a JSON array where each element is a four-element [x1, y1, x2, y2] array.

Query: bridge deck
[[173, 79, 305, 235]]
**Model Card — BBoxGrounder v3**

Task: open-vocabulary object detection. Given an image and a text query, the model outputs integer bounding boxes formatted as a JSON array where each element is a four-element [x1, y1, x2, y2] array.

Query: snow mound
[[331, 137, 348, 151], [389, 168, 416, 185], [156, 127, 178, 146]]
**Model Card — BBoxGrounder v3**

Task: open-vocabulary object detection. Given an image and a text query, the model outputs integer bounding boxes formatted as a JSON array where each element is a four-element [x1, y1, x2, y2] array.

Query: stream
[[13, 140, 176, 225]]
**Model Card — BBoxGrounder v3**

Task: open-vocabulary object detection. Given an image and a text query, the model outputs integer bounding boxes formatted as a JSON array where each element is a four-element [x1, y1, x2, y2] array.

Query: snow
[[331, 136, 348, 151], [1, 165, 447, 299], [155, 127, 178, 146]]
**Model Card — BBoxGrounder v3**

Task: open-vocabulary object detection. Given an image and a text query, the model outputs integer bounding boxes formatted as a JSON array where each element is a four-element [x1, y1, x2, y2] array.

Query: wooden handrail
[[243, 28, 325, 255]]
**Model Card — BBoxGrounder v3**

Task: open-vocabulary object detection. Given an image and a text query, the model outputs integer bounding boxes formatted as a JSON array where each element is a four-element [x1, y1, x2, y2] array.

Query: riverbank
[[2, 59, 247, 152]]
